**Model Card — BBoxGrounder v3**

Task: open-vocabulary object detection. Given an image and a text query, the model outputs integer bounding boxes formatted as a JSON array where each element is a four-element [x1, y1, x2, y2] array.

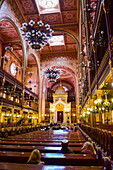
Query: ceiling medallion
[[43, 67, 62, 82], [20, 20, 54, 50], [35, 0, 60, 14], [39, 0, 58, 8]]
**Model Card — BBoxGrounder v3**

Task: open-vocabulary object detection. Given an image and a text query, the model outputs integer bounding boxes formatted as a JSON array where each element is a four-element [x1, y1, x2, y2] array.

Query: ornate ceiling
[[0, 0, 79, 89]]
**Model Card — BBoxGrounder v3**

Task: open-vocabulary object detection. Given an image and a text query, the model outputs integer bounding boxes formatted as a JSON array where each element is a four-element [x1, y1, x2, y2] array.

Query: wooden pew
[[0, 144, 82, 153], [107, 131, 113, 159], [0, 162, 104, 170], [0, 151, 102, 166], [0, 125, 41, 138], [80, 125, 113, 160], [0, 127, 111, 169], [0, 140, 84, 147], [0, 138, 86, 143]]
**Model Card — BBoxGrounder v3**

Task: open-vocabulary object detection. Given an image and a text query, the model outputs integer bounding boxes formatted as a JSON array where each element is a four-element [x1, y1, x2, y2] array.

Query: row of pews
[[0, 124, 111, 169], [0, 125, 46, 138], [81, 124, 113, 160]]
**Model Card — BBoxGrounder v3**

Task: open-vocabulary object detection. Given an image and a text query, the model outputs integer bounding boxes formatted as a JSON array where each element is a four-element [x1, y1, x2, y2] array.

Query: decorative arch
[[54, 28, 80, 59], [51, 80, 74, 91], [42, 65, 78, 98]]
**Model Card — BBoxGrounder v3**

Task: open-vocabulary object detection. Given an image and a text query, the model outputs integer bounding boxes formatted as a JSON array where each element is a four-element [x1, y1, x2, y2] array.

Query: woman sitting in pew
[[81, 138, 96, 155], [27, 149, 45, 165]]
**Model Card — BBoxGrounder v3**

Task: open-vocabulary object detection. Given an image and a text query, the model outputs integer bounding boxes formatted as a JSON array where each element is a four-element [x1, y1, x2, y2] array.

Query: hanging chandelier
[[43, 67, 62, 82], [20, 20, 54, 49]]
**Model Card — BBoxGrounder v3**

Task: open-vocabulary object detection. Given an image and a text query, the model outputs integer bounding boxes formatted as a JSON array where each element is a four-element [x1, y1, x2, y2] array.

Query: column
[[0, 105, 2, 123], [90, 98, 94, 127], [97, 90, 102, 125], [10, 108, 14, 124], [38, 76, 43, 123], [103, 2, 113, 80], [69, 112, 71, 124]]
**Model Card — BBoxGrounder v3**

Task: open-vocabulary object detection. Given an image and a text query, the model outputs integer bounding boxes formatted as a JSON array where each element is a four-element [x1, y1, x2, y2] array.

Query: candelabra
[[20, 20, 54, 50], [43, 67, 62, 82]]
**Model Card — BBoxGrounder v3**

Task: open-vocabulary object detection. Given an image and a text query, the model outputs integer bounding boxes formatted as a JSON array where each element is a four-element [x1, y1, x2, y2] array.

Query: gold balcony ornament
[[103, 92, 110, 107]]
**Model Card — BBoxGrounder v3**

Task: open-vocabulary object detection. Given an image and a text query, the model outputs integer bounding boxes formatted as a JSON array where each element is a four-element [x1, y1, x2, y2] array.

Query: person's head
[[27, 149, 41, 163], [61, 139, 69, 149], [88, 138, 92, 143]]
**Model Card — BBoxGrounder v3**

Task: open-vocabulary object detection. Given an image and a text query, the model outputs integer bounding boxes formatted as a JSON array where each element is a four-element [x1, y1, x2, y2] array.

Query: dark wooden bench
[[0, 126, 41, 138], [0, 140, 84, 146], [0, 151, 102, 166], [0, 162, 104, 170], [80, 125, 113, 160], [0, 137, 86, 143], [0, 144, 82, 153]]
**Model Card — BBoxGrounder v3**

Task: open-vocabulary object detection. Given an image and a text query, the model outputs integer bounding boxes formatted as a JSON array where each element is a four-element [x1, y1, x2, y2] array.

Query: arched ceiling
[[0, 0, 79, 90], [0, 20, 23, 62], [51, 80, 74, 92]]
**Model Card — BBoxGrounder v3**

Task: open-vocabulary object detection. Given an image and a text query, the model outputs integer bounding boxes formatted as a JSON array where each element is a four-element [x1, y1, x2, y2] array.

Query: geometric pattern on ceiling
[[40, 32, 77, 54], [66, 44, 77, 51], [0, 31, 19, 40], [0, 21, 19, 41], [0, 20, 13, 29], [60, 0, 77, 10], [18, 0, 78, 25], [62, 11, 77, 23], [51, 46, 65, 51], [1, 0, 79, 76], [40, 52, 77, 62], [26, 14, 40, 22], [7, 0, 78, 60], [19, 0, 37, 14], [0, 20, 22, 60], [65, 34, 76, 43], [41, 13, 61, 24]]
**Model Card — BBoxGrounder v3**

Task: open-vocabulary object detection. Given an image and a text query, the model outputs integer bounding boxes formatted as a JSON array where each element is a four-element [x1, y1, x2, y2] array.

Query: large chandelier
[[43, 67, 61, 82], [20, 20, 54, 49]]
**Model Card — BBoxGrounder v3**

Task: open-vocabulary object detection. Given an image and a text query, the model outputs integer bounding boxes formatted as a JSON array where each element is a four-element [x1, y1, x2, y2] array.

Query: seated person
[[81, 138, 96, 155], [27, 149, 45, 164], [71, 127, 73, 130], [74, 126, 78, 132], [50, 123, 53, 126], [57, 139, 74, 154]]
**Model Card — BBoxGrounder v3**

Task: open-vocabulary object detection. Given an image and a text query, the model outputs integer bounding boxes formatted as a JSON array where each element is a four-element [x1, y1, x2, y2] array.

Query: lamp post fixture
[[28, 71, 33, 91], [1, 46, 12, 102]]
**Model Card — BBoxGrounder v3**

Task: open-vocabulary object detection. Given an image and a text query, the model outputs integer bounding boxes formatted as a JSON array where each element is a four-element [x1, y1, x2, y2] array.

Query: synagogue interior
[[0, 0, 113, 169]]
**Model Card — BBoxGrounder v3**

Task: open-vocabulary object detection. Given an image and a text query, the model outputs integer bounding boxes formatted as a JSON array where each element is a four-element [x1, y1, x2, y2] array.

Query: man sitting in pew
[[57, 139, 74, 154], [27, 149, 45, 165], [81, 138, 96, 155]]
